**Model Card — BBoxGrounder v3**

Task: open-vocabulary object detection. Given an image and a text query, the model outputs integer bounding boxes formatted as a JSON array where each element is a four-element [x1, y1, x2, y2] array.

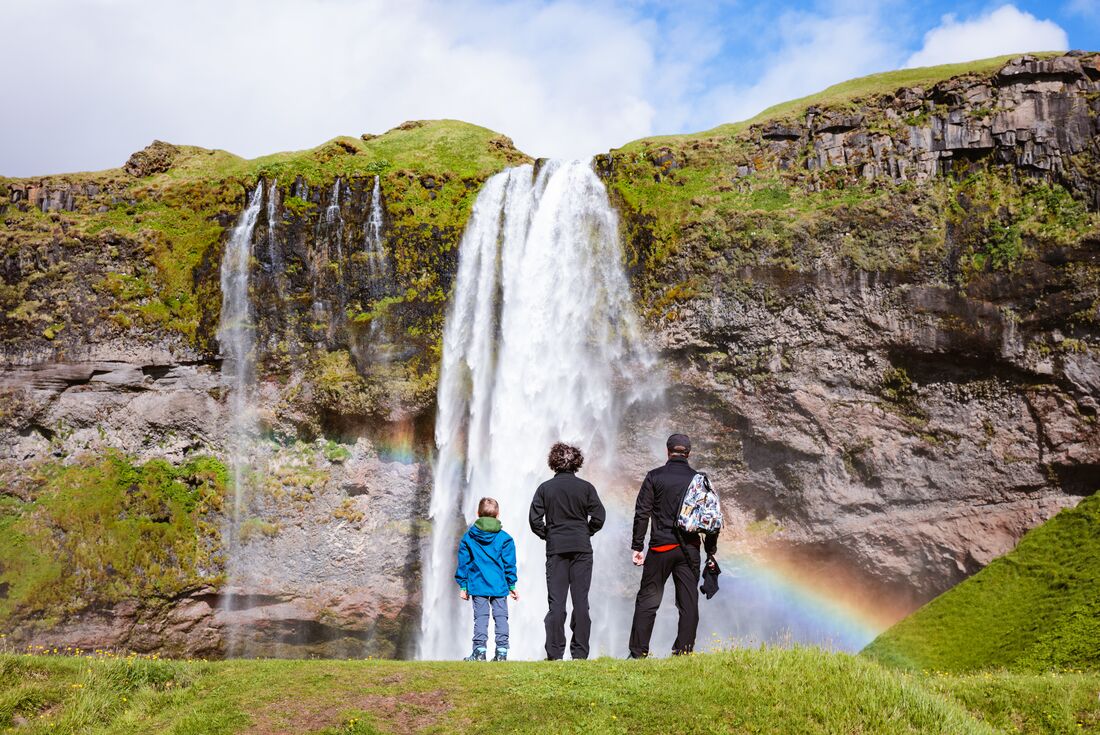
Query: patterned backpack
[[677, 473, 723, 534]]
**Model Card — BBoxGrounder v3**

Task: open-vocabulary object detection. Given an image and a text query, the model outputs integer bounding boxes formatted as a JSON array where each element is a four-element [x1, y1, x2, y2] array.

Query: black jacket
[[632, 457, 718, 554], [529, 471, 606, 555]]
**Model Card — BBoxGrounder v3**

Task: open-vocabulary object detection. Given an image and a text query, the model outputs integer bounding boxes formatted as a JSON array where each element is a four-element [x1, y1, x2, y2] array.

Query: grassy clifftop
[[598, 52, 1100, 323], [864, 493, 1100, 673], [0, 120, 528, 353], [3, 647, 1099, 734]]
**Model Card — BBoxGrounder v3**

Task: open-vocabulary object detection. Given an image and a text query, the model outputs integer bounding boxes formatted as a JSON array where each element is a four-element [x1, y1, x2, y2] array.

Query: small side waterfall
[[363, 175, 389, 342], [266, 178, 280, 273], [217, 182, 265, 644], [419, 160, 661, 661], [365, 175, 385, 268], [325, 178, 344, 262]]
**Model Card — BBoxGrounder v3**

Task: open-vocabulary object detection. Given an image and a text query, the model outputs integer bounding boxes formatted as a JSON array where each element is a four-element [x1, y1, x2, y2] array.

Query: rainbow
[[371, 418, 420, 464], [697, 552, 891, 652], [596, 486, 900, 653]]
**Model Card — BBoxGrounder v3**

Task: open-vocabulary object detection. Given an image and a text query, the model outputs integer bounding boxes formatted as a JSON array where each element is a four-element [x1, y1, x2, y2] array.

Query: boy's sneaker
[[463, 647, 487, 661], [492, 648, 508, 662]]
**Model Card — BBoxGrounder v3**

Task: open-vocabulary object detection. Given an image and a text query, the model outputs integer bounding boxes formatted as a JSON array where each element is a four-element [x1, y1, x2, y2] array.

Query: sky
[[1, 0, 1098, 176]]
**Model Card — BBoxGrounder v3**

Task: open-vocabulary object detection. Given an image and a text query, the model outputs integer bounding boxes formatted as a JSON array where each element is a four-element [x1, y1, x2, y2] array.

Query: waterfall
[[325, 177, 343, 256], [363, 175, 388, 341], [266, 178, 279, 272], [365, 175, 384, 269], [216, 182, 265, 640], [419, 160, 661, 661]]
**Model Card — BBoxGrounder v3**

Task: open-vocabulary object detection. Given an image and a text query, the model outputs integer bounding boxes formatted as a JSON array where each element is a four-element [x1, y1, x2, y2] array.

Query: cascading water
[[217, 182, 265, 641], [266, 178, 279, 272], [325, 177, 344, 262], [365, 175, 385, 274], [362, 175, 389, 343], [419, 160, 662, 661]]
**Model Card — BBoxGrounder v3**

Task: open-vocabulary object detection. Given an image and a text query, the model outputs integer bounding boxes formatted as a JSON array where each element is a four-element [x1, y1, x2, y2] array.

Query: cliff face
[[1, 55, 1098, 656], [0, 122, 529, 657], [598, 52, 1100, 613]]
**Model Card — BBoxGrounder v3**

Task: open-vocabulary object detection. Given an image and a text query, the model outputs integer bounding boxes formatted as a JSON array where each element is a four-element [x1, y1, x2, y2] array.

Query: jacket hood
[[470, 516, 502, 543]]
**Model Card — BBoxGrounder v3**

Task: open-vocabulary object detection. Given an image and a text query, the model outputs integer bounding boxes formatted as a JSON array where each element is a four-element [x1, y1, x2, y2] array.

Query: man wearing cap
[[627, 433, 719, 658]]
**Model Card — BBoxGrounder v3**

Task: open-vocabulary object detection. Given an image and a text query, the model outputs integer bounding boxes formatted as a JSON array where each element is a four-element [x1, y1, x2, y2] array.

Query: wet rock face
[[662, 256, 1099, 610], [597, 55, 1100, 617]]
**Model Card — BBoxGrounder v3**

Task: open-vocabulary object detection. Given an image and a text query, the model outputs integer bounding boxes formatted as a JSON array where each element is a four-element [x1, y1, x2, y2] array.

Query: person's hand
[[632, 550, 645, 566], [510, 589, 519, 601], [459, 589, 469, 601]]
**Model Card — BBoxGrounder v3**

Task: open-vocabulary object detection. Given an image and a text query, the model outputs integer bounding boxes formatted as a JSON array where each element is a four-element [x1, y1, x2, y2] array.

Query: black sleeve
[[529, 485, 547, 540], [587, 483, 606, 536], [703, 530, 718, 556], [631, 472, 654, 551]]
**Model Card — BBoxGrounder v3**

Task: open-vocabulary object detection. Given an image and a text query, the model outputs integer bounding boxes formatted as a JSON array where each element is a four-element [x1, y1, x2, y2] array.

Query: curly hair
[[548, 442, 584, 473]]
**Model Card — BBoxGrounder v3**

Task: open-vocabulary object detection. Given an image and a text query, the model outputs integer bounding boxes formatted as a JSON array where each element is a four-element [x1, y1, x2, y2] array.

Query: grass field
[[1, 647, 1098, 734]]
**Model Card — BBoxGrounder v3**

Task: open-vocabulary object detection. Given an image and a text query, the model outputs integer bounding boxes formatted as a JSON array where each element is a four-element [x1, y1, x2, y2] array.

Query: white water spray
[[217, 182, 265, 634], [419, 161, 660, 661]]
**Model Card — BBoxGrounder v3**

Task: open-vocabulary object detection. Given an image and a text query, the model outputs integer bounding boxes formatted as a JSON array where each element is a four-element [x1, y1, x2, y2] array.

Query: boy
[[455, 497, 519, 661]]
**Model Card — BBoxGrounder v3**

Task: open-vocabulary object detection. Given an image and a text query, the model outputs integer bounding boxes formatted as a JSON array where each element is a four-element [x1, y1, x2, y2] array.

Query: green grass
[[864, 493, 1100, 673], [3, 647, 1097, 734]]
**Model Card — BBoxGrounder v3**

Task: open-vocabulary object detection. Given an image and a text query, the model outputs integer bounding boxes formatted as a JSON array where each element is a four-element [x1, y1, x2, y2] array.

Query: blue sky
[[1, 0, 1097, 176]]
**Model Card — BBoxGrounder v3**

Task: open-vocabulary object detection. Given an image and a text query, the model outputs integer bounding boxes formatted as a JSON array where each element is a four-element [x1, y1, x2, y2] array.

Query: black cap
[[667, 433, 691, 454]]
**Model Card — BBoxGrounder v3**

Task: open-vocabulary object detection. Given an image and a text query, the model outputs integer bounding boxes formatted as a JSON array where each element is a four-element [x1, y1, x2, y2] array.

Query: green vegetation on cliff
[[864, 493, 1100, 673], [3, 647, 1098, 734], [1, 120, 527, 351], [0, 452, 226, 626], [600, 52, 1100, 323]]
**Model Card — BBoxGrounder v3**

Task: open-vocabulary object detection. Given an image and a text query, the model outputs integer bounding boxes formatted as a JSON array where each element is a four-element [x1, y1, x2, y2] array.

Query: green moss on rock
[[0, 452, 227, 625]]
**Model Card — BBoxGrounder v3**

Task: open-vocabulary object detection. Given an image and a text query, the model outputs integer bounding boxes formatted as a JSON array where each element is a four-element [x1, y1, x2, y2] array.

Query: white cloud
[[905, 5, 1068, 69], [693, 10, 902, 131], [0, 1, 1075, 177], [0, 0, 663, 175]]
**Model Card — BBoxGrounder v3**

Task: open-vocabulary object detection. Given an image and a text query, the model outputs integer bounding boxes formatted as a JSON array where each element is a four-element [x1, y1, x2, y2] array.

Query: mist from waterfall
[[419, 160, 662, 661], [216, 182, 265, 646]]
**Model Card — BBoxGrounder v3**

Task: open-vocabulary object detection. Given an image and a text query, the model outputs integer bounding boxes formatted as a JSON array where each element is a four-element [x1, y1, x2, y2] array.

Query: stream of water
[[216, 182, 265, 651]]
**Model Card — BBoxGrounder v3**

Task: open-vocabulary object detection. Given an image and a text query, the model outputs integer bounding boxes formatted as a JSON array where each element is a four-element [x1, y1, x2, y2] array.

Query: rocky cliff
[[1, 54, 1098, 656], [598, 51, 1100, 615]]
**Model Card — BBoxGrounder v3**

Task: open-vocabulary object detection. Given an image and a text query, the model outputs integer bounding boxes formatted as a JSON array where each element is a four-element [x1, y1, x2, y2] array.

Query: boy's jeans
[[471, 596, 509, 650]]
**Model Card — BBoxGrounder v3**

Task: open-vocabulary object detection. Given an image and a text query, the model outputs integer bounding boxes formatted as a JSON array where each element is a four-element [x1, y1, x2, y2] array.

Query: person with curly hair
[[528, 441, 606, 660]]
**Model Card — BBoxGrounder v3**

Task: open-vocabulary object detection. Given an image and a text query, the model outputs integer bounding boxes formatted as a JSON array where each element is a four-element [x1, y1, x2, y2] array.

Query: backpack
[[677, 473, 723, 534]]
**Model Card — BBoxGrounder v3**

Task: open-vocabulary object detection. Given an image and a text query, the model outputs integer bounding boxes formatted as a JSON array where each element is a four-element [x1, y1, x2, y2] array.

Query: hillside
[[864, 492, 1100, 672], [2, 648, 1099, 734]]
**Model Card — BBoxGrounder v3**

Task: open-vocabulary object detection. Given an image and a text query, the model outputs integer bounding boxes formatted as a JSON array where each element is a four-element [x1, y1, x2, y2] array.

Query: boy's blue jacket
[[455, 517, 518, 597]]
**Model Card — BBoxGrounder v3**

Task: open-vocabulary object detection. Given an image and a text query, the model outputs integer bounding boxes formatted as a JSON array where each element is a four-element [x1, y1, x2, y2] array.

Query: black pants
[[544, 551, 593, 660], [628, 544, 701, 657]]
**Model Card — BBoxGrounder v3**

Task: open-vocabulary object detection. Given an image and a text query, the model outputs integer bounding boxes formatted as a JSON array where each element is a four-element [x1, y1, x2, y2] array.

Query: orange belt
[[651, 543, 679, 552]]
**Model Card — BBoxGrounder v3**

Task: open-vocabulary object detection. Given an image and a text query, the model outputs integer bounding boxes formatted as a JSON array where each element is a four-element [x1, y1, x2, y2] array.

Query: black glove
[[700, 555, 721, 599]]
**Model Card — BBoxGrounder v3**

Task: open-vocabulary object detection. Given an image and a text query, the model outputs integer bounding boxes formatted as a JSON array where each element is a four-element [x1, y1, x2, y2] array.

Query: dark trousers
[[544, 551, 593, 660], [628, 544, 701, 657]]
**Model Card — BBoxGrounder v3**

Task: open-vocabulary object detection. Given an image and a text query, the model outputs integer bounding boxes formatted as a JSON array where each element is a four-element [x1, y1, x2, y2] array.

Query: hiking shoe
[[463, 647, 487, 661], [492, 648, 508, 662]]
